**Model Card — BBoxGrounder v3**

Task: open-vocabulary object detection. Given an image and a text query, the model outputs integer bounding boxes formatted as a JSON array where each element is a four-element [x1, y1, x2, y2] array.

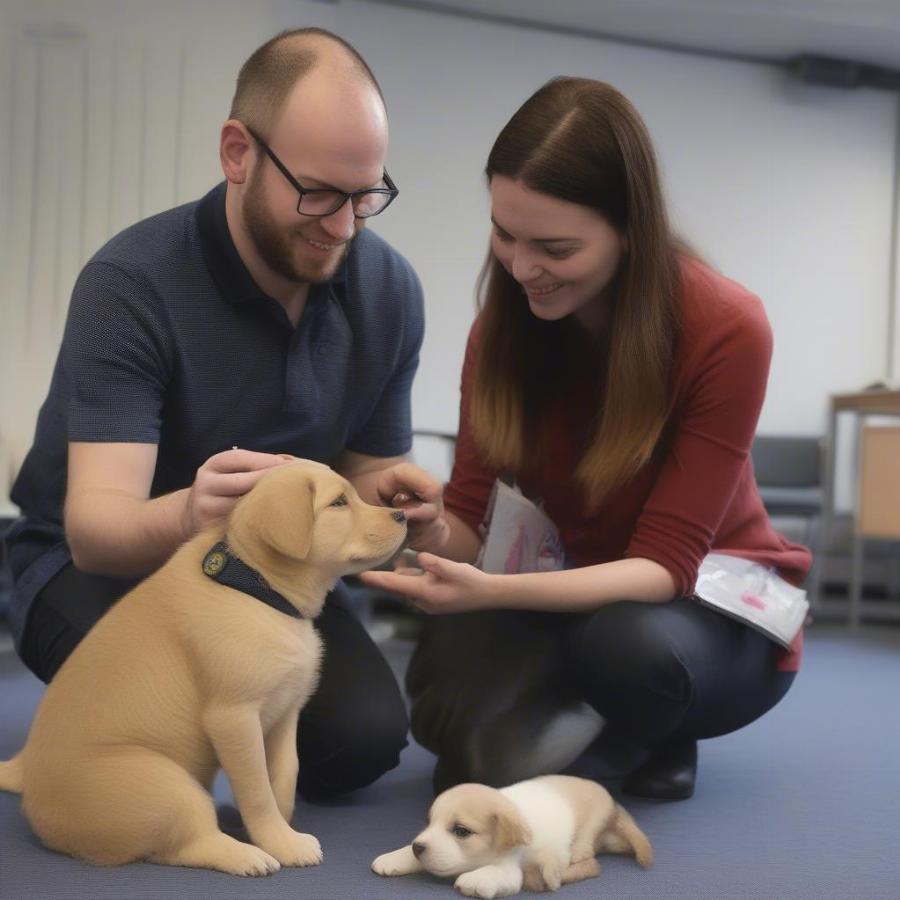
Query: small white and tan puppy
[[0, 460, 406, 876], [373, 775, 652, 898]]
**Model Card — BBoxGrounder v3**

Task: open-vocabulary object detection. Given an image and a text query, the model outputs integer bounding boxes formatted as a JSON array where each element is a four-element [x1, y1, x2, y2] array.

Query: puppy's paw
[[261, 829, 323, 867], [569, 857, 601, 881], [455, 869, 513, 899], [214, 841, 281, 878], [159, 836, 281, 877], [230, 845, 282, 877], [521, 859, 564, 893], [540, 861, 563, 892], [372, 846, 420, 876], [522, 865, 546, 893]]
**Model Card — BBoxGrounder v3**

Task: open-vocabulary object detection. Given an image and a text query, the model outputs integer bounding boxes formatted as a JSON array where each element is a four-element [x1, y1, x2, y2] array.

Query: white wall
[[344, 0, 897, 438], [0, 0, 897, 497], [0, 0, 337, 498]]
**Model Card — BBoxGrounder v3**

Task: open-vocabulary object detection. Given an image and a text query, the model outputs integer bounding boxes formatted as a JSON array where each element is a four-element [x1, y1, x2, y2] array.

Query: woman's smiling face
[[489, 175, 626, 334]]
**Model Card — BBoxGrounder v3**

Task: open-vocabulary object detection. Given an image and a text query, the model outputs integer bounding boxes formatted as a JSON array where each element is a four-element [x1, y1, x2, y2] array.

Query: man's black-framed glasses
[[245, 125, 399, 219]]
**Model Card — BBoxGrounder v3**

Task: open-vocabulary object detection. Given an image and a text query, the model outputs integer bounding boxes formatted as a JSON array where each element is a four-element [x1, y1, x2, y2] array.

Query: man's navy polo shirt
[[4, 182, 424, 649]]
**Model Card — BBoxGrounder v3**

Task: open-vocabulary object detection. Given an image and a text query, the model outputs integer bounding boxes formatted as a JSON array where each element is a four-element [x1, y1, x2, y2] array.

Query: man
[[5, 28, 447, 800]]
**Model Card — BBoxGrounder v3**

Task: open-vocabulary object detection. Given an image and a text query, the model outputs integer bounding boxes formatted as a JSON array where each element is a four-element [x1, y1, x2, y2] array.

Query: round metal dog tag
[[203, 550, 227, 576]]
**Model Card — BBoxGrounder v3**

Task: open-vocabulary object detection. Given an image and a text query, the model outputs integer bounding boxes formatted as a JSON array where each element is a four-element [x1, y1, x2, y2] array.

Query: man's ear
[[220, 119, 253, 185], [491, 801, 532, 852], [232, 469, 315, 560]]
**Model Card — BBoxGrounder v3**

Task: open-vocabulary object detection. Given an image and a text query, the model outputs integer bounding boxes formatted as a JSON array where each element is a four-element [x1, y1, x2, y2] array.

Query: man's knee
[[296, 698, 409, 800], [19, 563, 135, 684], [19, 599, 85, 684]]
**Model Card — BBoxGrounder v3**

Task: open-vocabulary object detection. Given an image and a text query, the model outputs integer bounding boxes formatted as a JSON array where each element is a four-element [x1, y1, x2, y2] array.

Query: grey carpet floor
[[1, 622, 898, 900]]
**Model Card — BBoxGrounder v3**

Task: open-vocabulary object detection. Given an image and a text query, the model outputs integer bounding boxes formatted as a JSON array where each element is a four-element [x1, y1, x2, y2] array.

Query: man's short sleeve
[[63, 260, 171, 444], [344, 246, 425, 458]]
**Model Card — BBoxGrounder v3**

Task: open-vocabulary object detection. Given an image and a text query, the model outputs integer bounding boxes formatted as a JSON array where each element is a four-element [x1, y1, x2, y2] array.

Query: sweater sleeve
[[626, 291, 773, 596], [443, 321, 500, 535]]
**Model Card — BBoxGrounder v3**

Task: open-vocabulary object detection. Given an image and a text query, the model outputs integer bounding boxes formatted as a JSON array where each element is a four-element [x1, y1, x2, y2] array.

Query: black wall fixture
[[792, 54, 900, 90]]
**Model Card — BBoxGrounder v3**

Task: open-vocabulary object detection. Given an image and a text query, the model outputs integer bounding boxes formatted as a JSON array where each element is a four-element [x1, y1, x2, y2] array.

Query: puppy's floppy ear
[[490, 797, 532, 852], [233, 468, 316, 560]]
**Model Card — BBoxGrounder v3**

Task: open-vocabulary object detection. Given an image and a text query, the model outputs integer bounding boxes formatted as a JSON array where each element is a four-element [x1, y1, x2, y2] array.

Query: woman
[[361, 77, 810, 801]]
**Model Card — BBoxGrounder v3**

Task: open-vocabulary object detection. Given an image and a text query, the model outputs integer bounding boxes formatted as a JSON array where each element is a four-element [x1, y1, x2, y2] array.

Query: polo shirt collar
[[196, 182, 347, 311]]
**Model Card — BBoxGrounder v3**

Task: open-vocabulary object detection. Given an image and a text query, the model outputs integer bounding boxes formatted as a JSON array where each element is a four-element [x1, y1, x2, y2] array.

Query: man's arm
[[65, 442, 186, 577], [332, 449, 407, 507], [65, 442, 293, 578]]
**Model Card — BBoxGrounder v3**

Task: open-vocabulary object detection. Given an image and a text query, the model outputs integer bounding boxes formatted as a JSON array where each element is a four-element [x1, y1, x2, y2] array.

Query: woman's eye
[[493, 229, 513, 243], [330, 494, 348, 508], [545, 247, 574, 259], [452, 824, 473, 839]]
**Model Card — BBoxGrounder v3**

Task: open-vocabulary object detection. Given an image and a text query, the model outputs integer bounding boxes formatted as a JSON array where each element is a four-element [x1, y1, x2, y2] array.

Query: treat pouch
[[694, 553, 809, 648]]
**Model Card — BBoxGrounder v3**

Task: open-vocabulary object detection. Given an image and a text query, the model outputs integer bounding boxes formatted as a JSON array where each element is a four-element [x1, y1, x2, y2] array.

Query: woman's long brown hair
[[469, 77, 682, 509]]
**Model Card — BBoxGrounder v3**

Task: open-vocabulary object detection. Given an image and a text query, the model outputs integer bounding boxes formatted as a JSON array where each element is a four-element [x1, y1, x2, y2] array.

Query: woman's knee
[[569, 602, 693, 695], [564, 601, 697, 740], [565, 598, 795, 743]]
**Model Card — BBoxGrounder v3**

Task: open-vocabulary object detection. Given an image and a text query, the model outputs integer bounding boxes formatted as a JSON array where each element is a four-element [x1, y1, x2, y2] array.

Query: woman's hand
[[358, 552, 496, 614]]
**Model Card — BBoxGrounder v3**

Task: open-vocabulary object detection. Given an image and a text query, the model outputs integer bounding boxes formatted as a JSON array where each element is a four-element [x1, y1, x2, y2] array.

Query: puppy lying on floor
[[0, 460, 406, 876], [373, 775, 652, 898]]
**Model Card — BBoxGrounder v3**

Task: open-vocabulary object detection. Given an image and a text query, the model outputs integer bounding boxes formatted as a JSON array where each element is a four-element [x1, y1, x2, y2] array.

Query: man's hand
[[359, 553, 495, 614], [371, 462, 450, 553], [65, 443, 297, 578], [182, 449, 295, 537]]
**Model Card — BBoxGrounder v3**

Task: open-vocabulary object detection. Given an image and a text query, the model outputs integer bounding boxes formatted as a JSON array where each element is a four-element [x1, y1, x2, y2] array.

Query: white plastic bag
[[694, 553, 808, 648], [476, 479, 566, 575]]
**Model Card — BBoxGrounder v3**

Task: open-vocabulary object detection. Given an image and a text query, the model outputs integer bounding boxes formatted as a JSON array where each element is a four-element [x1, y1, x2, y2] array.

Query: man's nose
[[319, 199, 356, 241]]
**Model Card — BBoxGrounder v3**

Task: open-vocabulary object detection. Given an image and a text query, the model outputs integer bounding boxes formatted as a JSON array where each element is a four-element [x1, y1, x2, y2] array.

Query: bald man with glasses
[[5, 28, 449, 801]]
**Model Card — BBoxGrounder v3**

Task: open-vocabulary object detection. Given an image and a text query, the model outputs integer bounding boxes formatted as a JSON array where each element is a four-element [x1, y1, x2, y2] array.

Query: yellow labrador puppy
[[0, 459, 406, 876], [373, 775, 652, 897]]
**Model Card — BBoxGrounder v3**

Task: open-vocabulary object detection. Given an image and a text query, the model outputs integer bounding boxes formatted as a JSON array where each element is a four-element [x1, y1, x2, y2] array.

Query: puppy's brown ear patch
[[271, 476, 315, 560], [234, 468, 316, 560], [491, 800, 532, 852]]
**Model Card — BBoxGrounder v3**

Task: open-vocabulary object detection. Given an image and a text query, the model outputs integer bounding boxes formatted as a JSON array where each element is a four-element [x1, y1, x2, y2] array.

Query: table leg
[[849, 412, 864, 628]]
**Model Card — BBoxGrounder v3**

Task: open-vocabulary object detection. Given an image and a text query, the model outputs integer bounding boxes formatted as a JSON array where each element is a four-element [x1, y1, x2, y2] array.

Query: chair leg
[[804, 514, 823, 613], [849, 533, 864, 630]]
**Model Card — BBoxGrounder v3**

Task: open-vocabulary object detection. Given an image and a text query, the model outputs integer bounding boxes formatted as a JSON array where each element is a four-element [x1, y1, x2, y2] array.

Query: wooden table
[[820, 390, 900, 626]]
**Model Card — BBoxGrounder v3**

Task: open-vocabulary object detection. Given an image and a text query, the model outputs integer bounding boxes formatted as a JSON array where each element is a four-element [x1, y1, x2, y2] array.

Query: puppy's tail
[[0, 753, 25, 795], [597, 804, 653, 869]]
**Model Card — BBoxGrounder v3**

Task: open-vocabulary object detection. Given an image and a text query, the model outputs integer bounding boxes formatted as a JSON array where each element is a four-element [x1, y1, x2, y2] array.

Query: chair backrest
[[751, 434, 822, 488]]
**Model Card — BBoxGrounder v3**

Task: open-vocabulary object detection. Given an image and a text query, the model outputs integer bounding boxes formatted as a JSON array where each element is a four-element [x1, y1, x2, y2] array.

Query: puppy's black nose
[[411, 841, 425, 859], [391, 509, 406, 523]]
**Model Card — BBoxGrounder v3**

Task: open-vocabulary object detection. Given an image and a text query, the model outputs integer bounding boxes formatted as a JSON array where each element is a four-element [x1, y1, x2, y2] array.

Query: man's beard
[[242, 170, 353, 285]]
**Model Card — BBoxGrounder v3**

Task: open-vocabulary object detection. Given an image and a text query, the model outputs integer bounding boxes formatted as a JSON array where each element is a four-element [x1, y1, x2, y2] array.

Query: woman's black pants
[[406, 597, 796, 789]]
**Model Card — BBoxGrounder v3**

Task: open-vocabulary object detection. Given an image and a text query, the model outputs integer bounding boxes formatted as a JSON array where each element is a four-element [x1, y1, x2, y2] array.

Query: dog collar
[[201, 541, 302, 619]]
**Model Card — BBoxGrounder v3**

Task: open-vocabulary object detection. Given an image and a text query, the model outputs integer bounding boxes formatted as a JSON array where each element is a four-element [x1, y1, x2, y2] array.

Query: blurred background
[[1, 6, 899, 898], [1, 0, 900, 624]]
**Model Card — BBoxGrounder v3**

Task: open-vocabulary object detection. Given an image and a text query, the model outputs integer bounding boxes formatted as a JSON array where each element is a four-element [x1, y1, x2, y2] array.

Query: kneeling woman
[[362, 77, 810, 801]]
